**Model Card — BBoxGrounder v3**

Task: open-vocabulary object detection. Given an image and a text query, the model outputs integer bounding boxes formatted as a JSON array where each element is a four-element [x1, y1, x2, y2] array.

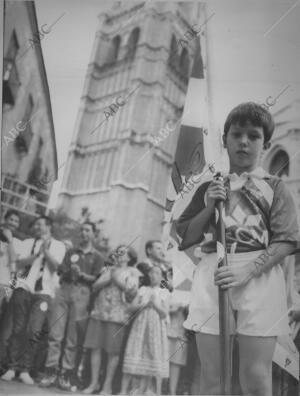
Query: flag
[[162, 163, 213, 301], [162, 33, 210, 303], [173, 36, 208, 189], [273, 334, 299, 379]]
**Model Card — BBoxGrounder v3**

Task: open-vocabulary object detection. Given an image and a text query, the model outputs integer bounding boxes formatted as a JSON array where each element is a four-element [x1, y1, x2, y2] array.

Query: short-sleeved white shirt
[[17, 237, 66, 297]]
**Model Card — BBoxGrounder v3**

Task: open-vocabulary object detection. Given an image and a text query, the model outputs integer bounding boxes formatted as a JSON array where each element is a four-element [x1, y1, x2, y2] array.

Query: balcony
[[1, 174, 50, 218]]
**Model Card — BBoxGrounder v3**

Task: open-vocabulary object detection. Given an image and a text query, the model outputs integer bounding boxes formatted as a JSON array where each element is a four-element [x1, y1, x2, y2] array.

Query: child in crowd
[[83, 245, 140, 394], [121, 266, 170, 395], [176, 102, 300, 395]]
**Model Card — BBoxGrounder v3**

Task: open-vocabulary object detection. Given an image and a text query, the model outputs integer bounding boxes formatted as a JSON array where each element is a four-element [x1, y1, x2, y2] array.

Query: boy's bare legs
[[83, 348, 101, 393], [196, 333, 276, 395], [238, 335, 276, 396], [195, 333, 221, 395]]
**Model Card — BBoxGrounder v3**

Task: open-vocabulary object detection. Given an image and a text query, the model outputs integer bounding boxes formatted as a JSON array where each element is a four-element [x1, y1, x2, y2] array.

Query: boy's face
[[223, 121, 268, 173]]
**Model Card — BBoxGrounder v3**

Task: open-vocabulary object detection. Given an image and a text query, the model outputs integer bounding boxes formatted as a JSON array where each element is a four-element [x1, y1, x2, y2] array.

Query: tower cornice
[[68, 134, 174, 163]]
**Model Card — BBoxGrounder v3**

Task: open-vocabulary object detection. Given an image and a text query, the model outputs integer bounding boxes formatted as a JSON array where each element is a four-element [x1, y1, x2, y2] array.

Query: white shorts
[[184, 250, 290, 337]]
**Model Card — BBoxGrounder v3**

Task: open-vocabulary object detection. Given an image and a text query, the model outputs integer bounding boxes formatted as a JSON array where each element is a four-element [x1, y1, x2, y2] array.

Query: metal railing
[[1, 174, 50, 217]]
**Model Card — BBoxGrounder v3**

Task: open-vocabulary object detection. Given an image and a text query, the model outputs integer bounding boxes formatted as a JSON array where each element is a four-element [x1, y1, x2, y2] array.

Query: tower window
[[179, 48, 190, 77], [105, 35, 121, 64], [112, 35, 121, 62], [126, 27, 140, 59], [168, 34, 190, 82], [269, 149, 289, 178], [3, 30, 20, 107], [168, 34, 179, 66]]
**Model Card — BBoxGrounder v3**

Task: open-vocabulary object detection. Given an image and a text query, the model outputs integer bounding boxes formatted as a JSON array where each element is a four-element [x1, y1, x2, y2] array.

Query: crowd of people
[[0, 209, 198, 395], [1, 102, 300, 396]]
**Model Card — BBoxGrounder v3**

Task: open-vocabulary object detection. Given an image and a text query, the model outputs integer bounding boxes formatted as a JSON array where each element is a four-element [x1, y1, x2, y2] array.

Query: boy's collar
[[224, 167, 269, 191], [226, 167, 268, 181]]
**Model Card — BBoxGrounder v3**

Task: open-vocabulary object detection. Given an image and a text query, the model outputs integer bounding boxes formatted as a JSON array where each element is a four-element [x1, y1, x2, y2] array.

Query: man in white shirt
[[137, 240, 173, 291], [39, 221, 104, 391], [1, 215, 65, 385]]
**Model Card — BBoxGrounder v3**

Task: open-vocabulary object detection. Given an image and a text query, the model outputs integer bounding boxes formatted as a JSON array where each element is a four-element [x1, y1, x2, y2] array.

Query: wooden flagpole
[[215, 172, 231, 394]]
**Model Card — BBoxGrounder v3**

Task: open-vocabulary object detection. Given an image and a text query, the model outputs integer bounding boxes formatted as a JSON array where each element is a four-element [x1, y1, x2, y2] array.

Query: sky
[[34, 0, 300, 207], [35, 0, 112, 207]]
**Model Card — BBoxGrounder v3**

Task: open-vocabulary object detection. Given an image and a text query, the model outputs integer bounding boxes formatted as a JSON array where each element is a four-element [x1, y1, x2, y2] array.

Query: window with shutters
[[14, 95, 34, 154], [3, 30, 20, 107]]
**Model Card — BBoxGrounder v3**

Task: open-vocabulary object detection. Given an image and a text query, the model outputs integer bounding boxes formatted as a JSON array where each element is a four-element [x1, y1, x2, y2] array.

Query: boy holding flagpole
[[176, 102, 300, 395]]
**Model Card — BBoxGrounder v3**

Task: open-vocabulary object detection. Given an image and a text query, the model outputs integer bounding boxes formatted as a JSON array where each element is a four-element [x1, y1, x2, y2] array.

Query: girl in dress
[[121, 266, 170, 395], [83, 245, 140, 394]]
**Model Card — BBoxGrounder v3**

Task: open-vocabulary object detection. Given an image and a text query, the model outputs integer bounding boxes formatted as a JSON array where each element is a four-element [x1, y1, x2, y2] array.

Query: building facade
[[58, 2, 209, 254], [1, 1, 58, 232], [262, 100, 300, 289], [262, 100, 300, 217]]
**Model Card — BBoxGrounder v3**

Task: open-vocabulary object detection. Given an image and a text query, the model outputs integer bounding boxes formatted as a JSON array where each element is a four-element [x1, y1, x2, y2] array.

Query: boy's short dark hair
[[145, 239, 161, 257], [4, 209, 20, 220], [82, 221, 96, 233], [224, 102, 275, 143]]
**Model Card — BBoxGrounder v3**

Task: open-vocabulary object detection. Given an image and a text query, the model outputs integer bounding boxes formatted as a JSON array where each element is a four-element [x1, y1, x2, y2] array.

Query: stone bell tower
[[58, 2, 206, 255]]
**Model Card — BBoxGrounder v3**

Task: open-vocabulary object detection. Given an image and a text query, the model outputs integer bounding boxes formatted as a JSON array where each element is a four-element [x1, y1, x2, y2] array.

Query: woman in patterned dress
[[121, 266, 170, 395], [83, 245, 140, 394]]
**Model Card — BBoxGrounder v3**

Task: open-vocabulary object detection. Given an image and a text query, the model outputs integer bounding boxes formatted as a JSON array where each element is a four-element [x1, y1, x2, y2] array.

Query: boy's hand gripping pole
[[214, 172, 231, 394]]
